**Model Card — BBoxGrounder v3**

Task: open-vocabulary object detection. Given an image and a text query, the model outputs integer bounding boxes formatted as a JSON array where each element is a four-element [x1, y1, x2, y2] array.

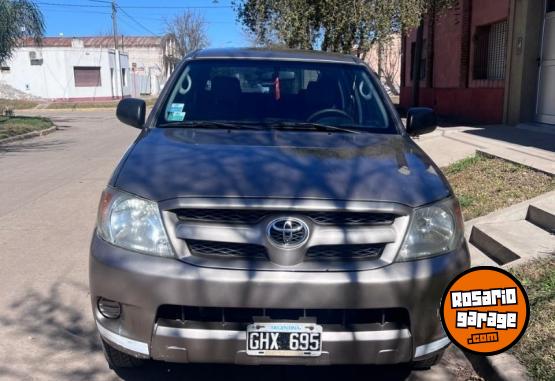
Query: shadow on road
[[0, 281, 107, 380], [116, 362, 414, 381], [0, 138, 67, 154]]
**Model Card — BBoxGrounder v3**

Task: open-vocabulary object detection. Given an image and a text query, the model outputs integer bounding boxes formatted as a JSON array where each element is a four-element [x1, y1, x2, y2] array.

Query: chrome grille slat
[[175, 209, 396, 226]]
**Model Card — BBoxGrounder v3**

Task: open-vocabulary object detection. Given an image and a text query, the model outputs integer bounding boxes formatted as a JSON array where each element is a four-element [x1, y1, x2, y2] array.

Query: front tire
[[101, 339, 144, 369]]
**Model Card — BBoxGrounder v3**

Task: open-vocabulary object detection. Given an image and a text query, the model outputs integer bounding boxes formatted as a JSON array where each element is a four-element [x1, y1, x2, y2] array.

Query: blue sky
[[35, 0, 248, 47]]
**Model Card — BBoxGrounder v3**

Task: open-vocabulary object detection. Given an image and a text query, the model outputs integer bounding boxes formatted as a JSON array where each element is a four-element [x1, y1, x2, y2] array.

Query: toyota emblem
[[267, 217, 309, 248]]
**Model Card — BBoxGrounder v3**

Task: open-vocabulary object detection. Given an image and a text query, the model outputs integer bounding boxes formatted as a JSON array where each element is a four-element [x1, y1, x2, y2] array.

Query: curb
[[0, 125, 58, 144], [464, 352, 530, 381]]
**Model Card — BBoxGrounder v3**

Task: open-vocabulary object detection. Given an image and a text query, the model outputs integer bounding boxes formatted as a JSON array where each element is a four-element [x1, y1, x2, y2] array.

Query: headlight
[[397, 198, 464, 261], [96, 187, 173, 257]]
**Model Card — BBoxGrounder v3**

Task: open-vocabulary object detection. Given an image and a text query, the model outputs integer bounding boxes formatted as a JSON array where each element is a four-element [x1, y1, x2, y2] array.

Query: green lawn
[[443, 154, 555, 220], [0, 116, 53, 140], [510, 258, 555, 381]]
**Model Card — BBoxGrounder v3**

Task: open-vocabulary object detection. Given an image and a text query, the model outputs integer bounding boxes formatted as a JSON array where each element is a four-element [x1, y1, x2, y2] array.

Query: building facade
[[364, 34, 402, 96], [400, 0, 555, 125], [0, 37, 131, 101], [0, 35, 177, 100], [75, 36, 177, 97]]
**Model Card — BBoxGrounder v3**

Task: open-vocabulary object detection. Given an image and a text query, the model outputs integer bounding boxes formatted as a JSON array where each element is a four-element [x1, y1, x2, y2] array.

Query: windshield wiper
[[157, 121, 263, 130], [264, 122, 361, 134]]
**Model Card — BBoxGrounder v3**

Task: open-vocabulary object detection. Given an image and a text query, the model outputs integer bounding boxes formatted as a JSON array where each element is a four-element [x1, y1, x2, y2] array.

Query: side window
[[357, 72, 388, 128], [301, 70, 320, 89], [164, 66, 192, 122]]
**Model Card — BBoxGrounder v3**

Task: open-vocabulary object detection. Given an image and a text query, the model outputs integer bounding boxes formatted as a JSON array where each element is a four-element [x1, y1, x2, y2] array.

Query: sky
[[35, 0, 248, 47]]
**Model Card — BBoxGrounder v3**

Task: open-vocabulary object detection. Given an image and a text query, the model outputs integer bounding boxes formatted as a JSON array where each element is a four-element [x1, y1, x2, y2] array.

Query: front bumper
[[90, 236, 469, 365]]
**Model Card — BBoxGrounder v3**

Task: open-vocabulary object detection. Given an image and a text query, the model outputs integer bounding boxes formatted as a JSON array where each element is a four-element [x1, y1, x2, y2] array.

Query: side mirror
[[406, 107, 437, 136], [116, 98, 146, 129]]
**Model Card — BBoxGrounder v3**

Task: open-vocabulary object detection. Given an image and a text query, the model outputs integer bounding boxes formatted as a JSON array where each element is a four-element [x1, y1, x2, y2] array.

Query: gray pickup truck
[[90, 48, 469, 370]]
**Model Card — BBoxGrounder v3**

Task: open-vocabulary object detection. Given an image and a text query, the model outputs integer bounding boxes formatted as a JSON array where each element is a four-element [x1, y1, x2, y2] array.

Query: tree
[[165, 11, 209, 59], [0, 0, 45, 65], [233, 0, 454, 58]]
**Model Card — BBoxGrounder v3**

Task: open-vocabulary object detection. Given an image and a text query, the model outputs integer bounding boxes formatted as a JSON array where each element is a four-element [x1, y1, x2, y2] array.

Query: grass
[[0, 116, 53, 140], [45, 97, 157, 109], [509, 258, 555, 381], [443, 154, 555, 220], [45, 101, 120, 109], [0, 97, 157, 111], [0, 98, 40, 110]]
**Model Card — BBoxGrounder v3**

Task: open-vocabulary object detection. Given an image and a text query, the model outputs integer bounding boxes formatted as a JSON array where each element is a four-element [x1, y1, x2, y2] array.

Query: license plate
[[246, 322, 322, 357]]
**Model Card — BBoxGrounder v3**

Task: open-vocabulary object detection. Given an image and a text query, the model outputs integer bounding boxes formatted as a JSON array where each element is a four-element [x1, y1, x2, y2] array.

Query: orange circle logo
[[441, 266, 529, 355]]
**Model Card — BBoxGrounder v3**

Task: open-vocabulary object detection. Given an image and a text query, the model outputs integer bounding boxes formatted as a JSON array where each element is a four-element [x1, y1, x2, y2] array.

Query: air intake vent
[[188, 240, 267, 259], [306, 244, 384, 260]]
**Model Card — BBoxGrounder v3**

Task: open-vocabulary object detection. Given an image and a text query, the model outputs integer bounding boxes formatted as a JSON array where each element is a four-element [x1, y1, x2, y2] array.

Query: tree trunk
[[411, 18, 424, 107]]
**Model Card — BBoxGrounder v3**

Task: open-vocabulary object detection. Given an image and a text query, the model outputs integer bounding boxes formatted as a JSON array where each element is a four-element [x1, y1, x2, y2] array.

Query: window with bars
[[473, 20, 507, 80]]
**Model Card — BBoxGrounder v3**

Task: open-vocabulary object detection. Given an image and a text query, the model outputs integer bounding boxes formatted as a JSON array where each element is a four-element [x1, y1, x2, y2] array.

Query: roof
[[21, 36, 162, 48], [191, 48, 362, 64]]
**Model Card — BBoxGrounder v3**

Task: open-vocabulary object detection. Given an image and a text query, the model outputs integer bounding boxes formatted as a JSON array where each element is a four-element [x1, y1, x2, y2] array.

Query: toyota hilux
[[90, 48, 470, 370]]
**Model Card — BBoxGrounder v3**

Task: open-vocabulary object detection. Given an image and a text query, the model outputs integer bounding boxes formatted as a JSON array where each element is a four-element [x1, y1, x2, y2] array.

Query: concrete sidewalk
[[414, 123, 555, 173]]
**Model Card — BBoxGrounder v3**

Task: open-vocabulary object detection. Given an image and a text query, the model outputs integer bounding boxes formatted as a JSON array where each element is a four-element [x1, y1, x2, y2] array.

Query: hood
[[113, 128, 451, 207]]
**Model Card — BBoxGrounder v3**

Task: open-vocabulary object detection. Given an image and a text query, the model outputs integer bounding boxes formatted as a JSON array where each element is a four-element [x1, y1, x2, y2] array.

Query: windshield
[[158, 59, 395, 133]]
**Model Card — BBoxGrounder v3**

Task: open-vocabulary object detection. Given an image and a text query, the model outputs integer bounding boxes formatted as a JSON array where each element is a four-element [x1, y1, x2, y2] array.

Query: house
[[400, 0, 555, 125], [0, 37, 131, 101], [76, 36, 178, 96], [0, 35, 177, 101]]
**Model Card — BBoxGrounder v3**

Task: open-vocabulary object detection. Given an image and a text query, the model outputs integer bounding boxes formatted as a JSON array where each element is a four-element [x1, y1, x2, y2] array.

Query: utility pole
[[411, 18, 424, 107], [111, 0, 118, 50], [111, 0, 124, 98]]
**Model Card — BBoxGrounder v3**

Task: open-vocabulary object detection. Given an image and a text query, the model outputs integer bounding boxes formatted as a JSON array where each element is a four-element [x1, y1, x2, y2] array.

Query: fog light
[[98, 297, 121, 319]]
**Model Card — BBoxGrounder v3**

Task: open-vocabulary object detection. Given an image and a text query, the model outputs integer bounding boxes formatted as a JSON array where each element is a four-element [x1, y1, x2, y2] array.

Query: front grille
[[175, 209, 396, 226], [157, 305, 410, 327], [306, 244, 384, 260], [188, 240, 267, 259]]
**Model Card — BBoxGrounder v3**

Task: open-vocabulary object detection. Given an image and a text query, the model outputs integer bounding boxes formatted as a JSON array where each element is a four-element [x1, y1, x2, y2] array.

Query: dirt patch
[[0, 99, 40, 110], [0, 116, 53, 140], [509, 258, 555, 381], [45, 97, 157, 110], [443, 154, 555, 220]]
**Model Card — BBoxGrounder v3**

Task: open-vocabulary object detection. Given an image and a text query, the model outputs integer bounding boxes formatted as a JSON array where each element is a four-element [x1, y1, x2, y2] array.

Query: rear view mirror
[[406, 107, 437, 136], [116, 98, 146, 129]]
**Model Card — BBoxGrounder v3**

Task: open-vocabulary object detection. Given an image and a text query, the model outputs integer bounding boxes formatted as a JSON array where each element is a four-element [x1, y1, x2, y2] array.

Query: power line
[[117, 5, 160, 36], [36, 1, 231, 9], [36, 2, 106, 8]]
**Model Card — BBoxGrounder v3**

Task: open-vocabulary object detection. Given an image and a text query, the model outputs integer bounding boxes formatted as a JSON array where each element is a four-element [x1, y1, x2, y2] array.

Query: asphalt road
[[0, 110, 478, 381]]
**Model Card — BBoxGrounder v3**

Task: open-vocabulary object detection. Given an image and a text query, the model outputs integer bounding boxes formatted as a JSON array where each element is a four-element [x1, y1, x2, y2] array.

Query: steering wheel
[[307, 108, 354, 124]]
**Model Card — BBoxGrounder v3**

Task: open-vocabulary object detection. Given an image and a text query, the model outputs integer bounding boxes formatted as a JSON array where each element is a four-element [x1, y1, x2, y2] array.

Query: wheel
[[101, 339, 144, 369], [412, 349, 445, 370]]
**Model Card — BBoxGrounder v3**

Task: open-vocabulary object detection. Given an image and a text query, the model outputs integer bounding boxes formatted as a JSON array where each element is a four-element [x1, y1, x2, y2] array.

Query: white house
[[0, 37, 132, 101], [74, 36, 178, 97]]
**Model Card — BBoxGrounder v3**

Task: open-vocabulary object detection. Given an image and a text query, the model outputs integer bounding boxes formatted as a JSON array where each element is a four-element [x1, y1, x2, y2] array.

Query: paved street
[[0, 110, 477, 380]]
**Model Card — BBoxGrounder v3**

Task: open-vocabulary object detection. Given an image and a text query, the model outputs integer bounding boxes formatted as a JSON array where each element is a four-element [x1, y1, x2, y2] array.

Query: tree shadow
[[115, 362, 413, 381], [0, 281, 109, 380], [0, 138, 67, 154]]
